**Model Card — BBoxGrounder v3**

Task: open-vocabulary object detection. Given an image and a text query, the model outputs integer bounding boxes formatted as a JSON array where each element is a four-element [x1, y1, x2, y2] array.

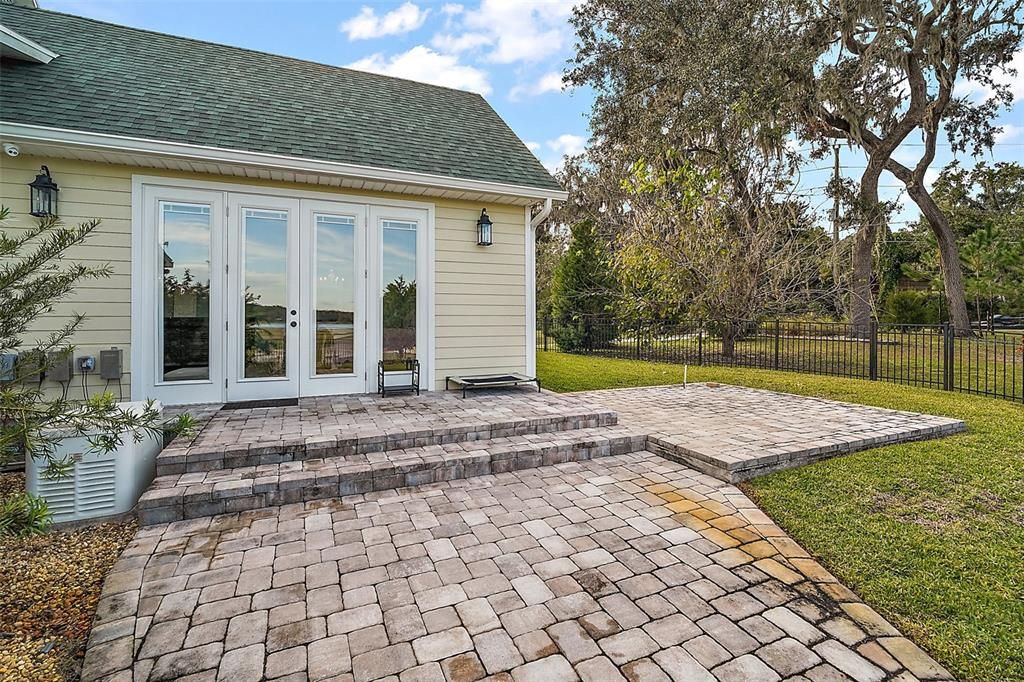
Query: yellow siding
[[0, 153, 529, 398]]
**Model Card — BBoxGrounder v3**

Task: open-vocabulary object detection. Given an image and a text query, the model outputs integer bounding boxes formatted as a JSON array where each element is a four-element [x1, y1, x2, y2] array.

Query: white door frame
[[226, 194, 300, 402], [299, 199, 367, 396], [134, 185, 226, 406], [131, 175, 436, 404], [368, 205, 430, 390]]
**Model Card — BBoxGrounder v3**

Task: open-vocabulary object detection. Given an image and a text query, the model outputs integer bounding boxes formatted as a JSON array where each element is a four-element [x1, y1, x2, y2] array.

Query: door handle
[[290, 321, 298, 328]]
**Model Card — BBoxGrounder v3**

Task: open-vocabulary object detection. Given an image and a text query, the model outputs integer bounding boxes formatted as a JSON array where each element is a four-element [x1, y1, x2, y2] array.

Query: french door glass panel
[[381, 220, 417, 370], [160, 202, 212, 382], [243, 209, 289, 379], [314, 214, 356, 375], [227, 195, 300, 401]]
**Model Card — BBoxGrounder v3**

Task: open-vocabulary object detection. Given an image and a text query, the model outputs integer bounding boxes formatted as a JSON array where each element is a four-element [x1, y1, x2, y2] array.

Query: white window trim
[[131, 174, 437, 403]]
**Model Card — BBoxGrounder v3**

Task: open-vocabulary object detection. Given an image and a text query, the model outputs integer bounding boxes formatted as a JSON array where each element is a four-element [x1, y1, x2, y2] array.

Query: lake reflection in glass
[[243, 209, 288, 378], [314, 214, 356, 375]]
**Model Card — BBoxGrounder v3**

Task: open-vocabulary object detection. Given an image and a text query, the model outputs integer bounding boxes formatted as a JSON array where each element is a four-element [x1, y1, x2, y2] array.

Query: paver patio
[[85, 452, 952, 682], [579, 385, 965, 481], [89, 384, 967, 680]]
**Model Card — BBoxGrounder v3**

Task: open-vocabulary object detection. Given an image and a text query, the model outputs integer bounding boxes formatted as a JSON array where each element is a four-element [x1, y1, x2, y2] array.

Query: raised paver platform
[[579, 384, 966, 482], [159, 390, 617, 476], [85, 453, 953, 682]]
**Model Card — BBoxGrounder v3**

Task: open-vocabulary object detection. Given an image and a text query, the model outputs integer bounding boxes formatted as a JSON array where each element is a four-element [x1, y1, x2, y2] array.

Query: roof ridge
[[3, 4, 487, 99]]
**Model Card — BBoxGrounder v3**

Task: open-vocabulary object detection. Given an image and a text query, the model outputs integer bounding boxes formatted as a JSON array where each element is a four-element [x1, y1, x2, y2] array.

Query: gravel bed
[[0, 473, 136, 681]]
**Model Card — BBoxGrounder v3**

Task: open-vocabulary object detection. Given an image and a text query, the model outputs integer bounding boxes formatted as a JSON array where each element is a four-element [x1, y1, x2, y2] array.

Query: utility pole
[[831, 143, 842, 290]]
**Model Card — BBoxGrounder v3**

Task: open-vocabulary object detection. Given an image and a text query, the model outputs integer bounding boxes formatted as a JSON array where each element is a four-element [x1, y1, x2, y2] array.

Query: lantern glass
[[477, 209, 493, 246], [29, 166, 59, 217]]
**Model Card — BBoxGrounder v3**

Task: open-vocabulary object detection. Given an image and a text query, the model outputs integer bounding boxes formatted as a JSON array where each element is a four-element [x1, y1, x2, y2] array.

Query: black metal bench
[[378, 359, 420, 396], [445, 373, 541, 398]]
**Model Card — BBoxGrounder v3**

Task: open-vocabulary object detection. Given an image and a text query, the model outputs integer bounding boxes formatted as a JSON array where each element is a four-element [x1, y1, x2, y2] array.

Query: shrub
[[0, 492, 51, 538], [883, 290, 940, 326]]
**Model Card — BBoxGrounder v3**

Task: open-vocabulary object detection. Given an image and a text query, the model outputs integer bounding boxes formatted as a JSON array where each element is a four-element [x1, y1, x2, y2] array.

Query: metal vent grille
[[34, 474, 75, 519], [76, 459, 117, 514], [34, 458, 117, 521]]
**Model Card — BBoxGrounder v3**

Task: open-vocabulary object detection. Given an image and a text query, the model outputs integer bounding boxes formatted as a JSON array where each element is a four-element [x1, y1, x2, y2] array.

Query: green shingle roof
[[0, 5, 562, 193]]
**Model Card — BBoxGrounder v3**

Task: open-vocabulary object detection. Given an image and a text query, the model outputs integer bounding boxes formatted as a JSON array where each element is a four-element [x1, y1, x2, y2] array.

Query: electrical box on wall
[[0, 353, 15, 382], [77, 356, 96, 373], [100, 348, 123, 379], [47, 352, 73, 382]]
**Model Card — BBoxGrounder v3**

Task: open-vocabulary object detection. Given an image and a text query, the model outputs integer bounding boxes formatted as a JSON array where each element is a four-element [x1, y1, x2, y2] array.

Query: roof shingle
[[0, 5, 562, 192]]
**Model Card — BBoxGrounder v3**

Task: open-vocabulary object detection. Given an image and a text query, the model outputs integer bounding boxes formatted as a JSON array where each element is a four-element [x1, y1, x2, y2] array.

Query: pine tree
[[0, 206, 191, 480]]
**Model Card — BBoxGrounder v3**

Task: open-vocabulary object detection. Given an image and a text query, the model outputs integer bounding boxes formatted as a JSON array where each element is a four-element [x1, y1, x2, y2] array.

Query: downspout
[[530, 198, 553, 230], [526, 198, 552, 378]]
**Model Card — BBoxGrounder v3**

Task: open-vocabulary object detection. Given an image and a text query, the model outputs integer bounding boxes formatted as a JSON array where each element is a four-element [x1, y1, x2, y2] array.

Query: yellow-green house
[[0, 4, 564, 405]]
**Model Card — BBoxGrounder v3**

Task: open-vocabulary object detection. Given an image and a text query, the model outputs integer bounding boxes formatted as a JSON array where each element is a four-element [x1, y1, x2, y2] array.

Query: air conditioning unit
[[26, 401, 163, 523]]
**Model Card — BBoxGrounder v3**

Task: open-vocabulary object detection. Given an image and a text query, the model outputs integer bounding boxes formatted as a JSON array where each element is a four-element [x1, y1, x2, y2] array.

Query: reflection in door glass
[[315, 215, 355, 375], [161, 202, 211, 382], [381, 220, 417, 370], [244, 209, 288, 378]]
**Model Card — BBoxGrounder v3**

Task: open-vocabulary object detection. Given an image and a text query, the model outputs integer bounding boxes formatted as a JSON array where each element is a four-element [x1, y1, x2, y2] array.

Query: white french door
[[136, 180, 430, 405], [226, 196, 373, 401], [298, 200, 367, 396], [226, 194, 300, 401]]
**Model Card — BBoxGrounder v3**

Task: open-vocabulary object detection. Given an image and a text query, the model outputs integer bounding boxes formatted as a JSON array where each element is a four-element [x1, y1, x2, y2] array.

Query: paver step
[[139, 425, 647, 525], [156, 409, 618, 478], [646, 419, 966, 483]]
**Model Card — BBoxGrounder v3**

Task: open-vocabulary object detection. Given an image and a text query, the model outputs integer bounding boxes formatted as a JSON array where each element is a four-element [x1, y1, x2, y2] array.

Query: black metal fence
[[538, 316, 1024, 404]]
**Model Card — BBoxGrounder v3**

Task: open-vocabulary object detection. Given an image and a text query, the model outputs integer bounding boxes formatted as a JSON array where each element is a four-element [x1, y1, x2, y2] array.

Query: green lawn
[[538, 351, 1024, 682]]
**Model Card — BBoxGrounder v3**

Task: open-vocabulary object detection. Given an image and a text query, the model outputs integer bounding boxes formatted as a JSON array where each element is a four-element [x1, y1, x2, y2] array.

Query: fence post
[[869, 321, 878, 381], [542, 316, 549, 352], [943, 322, 954, 391], [635, 321, 642, 360], [697, 327, 704, 366], [773, 319, 780, 370]]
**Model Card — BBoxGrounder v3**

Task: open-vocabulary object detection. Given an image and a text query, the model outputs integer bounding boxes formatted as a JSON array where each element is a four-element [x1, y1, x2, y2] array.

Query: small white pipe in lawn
[[684, 365, 687, 387]]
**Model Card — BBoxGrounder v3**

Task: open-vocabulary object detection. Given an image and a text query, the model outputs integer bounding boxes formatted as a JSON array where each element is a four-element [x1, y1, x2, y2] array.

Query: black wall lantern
[[477, 208, 493, 246], [29, 166, 59, 217]]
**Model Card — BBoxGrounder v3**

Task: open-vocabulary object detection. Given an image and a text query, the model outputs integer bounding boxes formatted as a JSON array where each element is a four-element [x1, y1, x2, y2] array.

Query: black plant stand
[[378, 359, 420, 396]]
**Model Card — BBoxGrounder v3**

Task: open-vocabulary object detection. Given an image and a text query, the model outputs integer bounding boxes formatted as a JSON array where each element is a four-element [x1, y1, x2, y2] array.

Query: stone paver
[[581, 384, 965, 481], [83, 452, 952, 681]]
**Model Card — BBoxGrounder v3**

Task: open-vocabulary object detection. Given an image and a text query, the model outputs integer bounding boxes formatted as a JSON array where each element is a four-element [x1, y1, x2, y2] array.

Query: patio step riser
[[647, 421, 967, 483], [139, 430, 647, 525], [156, 412, 617, 477]]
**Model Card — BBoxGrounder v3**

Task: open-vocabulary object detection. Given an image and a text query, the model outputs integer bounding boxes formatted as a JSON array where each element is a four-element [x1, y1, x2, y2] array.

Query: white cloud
[[536, 133, 587, 173], [525, 141, 541, 152], [996, 123, 1023, 143], [441, 3, 464, 15], [547, 133, 586, 157], [341, 2, 429, 40], [431, 32, 492, 53], [509, 71, 565, 100], [956, 50, 1024, 106], [433, 0, 575, 64], [347, 46, 491, 94]]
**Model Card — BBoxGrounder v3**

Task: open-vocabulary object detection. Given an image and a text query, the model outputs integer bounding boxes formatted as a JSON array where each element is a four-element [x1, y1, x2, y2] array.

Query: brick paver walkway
[[580, 385, 965, 481], [84, 452, 952, 682]]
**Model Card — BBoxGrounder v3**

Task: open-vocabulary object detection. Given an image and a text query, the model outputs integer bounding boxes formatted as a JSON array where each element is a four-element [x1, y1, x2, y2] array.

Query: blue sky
[[41, 0, 592, 174], [39, 0, 1024, 231]]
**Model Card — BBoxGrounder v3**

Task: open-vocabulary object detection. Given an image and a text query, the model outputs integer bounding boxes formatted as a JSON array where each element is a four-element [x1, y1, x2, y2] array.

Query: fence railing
[[538, 316, 1024, 404]]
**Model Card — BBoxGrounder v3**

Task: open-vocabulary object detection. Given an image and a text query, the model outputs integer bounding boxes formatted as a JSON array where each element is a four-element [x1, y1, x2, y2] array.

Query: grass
[[537, 351, 1024, 682]]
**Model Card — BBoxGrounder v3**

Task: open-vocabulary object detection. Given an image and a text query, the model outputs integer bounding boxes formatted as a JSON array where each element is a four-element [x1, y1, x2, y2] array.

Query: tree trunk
[[721, 320, 737, 359], [906, 187, 973, 336], [850, 161, 885, 336]]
